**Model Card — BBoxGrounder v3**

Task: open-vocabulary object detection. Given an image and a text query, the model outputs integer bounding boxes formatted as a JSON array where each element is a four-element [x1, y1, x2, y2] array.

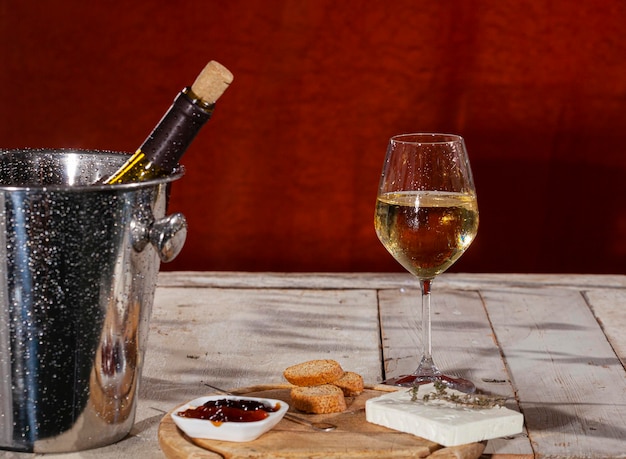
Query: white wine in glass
[[375, 133, 479, 392]]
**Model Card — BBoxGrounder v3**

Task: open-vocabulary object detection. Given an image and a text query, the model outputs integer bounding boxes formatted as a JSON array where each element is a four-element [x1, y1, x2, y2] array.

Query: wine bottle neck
[[182, 87, 215, 111], [139, 88, 215, 172]]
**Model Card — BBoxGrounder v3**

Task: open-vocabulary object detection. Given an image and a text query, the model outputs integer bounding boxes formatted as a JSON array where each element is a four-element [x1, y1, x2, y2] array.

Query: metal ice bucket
[[0, 149, 187, 452]]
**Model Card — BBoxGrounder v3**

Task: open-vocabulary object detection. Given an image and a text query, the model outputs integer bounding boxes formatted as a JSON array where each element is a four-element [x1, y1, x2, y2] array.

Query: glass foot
[[383, 373, 476, 393]]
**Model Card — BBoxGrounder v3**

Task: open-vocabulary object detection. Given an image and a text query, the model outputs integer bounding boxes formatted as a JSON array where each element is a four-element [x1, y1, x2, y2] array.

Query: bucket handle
[[131, 212, 187, 263]]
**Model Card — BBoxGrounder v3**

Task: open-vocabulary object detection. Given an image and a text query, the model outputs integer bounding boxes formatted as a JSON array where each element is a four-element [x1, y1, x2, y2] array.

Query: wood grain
[[584, 288, 626, 367], [147, 286, 383, 392], [482, 285, 626, 456], [158, 386, 485, 459], [156, 272, 626, 290]]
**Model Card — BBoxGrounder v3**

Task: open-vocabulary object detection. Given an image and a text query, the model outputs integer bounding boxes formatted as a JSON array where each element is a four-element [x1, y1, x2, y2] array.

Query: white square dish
[[170, 395, 289, 442]]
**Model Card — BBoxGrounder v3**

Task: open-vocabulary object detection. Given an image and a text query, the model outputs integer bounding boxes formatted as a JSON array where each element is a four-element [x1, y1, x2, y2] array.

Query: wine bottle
[[101, 60, 233, 184]]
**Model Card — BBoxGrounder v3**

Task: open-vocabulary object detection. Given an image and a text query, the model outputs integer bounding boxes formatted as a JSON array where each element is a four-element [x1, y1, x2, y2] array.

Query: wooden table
[[11, 272, 626, 458]]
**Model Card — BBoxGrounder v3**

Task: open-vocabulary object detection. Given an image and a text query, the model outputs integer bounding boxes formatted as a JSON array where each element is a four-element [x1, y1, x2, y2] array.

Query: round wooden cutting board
[[158, 384, 485, 459]]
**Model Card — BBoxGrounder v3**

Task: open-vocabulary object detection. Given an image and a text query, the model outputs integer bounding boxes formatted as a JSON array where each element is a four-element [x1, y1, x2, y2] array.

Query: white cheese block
[[365, 385, 524, 447]]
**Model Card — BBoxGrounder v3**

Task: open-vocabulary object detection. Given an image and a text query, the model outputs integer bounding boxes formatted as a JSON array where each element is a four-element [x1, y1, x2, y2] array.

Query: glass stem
[[418, 278, 439, 376]]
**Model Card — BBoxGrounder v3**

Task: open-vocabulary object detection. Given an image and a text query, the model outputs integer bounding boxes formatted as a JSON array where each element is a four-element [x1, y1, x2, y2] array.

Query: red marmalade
[[177, 398, 280, 425]]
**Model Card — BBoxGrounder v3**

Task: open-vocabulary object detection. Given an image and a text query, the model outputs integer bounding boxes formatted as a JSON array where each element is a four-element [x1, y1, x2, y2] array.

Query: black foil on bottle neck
[[139, 89, 214, 172]]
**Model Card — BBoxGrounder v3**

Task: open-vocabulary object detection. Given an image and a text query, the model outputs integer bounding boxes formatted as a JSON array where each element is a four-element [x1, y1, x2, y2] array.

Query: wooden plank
[[139, 287, 382, 431], [439, 273, 626, 290], [157, 272, 626, 291], [378, 286, 533, 456], [156, 270, 418, 289], [584, 288, 626, 368], [483, 286, 626, 457]]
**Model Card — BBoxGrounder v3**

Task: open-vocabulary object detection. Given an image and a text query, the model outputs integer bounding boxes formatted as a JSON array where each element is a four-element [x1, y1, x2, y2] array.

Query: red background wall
[[1, 1, 625, 274]]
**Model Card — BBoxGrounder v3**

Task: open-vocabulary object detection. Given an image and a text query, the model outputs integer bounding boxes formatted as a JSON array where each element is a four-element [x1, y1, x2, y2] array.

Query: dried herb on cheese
[[409, 381, 508, 409]]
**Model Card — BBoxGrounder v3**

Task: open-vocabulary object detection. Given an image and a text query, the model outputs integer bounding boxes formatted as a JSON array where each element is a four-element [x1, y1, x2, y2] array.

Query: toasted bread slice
[[283, 359, 344, 386], [290, 384, 347, 414], [333, 371, 364, 396]]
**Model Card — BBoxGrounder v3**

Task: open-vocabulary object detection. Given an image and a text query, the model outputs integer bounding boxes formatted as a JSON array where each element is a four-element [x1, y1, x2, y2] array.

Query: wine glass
[[374, 133, 479, 393]]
